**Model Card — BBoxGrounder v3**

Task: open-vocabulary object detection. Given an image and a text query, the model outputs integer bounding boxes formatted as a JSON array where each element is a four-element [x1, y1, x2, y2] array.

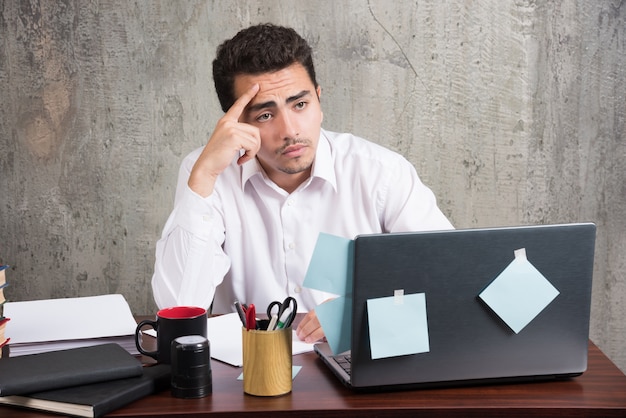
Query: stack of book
[[0, 343, 171, 417], [0, 265, 9, 357], [0, 294, 170, 417], [3, 294, 139, 356]]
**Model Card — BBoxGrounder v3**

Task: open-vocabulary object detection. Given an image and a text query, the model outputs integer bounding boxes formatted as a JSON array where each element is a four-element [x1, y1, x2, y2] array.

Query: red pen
[[245, 304, 257, 330]]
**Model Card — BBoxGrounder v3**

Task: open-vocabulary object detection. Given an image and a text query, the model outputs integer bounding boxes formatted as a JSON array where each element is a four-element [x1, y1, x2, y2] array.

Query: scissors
[[266, 297, 298, 329]]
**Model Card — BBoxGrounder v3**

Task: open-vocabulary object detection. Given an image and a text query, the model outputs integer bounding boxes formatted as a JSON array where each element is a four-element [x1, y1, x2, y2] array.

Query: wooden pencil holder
[[242, 326, 292, 396]]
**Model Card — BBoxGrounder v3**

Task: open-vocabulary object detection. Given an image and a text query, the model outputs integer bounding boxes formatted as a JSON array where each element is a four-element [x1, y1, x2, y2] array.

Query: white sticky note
[[479, 248, 559, 334], [366, 292, 429, 359]]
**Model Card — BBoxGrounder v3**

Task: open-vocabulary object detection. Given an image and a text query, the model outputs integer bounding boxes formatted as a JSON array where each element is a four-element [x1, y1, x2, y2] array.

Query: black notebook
[[0, 364, 171, 418], [0, 343, 143, 396]]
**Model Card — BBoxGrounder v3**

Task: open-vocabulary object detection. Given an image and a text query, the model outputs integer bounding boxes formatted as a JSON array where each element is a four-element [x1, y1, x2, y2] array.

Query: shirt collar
[[240, 129, 337, 192], [241, 153, 264, 189], [310, 130, 337, 191]]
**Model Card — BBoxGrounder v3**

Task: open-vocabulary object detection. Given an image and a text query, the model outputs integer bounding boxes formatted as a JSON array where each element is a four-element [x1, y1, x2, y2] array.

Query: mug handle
[[135, 319, 159, 360]]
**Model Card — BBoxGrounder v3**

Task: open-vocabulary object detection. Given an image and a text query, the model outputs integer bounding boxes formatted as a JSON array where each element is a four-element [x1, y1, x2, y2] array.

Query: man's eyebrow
[[286, 90, 311, 104], [246, 90, 312, 113]]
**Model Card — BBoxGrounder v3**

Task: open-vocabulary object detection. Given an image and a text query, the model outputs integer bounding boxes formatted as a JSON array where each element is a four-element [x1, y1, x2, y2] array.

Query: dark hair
[[212, 24, 318, 112]]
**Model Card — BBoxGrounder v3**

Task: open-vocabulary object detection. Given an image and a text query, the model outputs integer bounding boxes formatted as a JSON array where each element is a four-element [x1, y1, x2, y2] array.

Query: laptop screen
[[344, 223, 595, 389]]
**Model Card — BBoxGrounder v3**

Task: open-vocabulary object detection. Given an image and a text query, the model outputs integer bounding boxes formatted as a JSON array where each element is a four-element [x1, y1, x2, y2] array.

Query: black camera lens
[[170, 335, 212, 398]]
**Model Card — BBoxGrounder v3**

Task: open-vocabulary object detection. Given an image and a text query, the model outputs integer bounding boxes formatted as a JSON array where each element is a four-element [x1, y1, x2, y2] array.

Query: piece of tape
[[394, 289, 404, 305]]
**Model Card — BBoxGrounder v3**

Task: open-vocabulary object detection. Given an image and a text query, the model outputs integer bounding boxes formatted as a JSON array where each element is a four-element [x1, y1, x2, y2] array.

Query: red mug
[[135, 306, 207, 364]]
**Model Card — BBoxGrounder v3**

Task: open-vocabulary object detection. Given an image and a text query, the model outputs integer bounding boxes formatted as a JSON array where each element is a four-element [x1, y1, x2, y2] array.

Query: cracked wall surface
[[1, 1, 624, 372]]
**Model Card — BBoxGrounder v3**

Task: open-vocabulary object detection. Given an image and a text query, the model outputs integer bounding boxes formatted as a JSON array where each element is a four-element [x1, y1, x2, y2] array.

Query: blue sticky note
[[366, 292, 430, 359], [303, 233, 353, 296], [479, 249, 559, 334], [315, 296, 352, 354], [238, 366, 302, 381]]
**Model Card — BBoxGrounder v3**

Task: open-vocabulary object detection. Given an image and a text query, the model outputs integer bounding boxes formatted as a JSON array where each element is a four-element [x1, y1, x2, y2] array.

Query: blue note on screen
[[366, 291, 430, 359], [479, 248, 559, 334]]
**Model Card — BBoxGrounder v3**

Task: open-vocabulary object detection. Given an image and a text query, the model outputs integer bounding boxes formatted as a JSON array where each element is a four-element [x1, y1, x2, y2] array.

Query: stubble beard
[[276, 138, 314, 175]]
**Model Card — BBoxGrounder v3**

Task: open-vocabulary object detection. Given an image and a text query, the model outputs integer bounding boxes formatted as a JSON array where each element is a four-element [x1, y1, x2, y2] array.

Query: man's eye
[[257, 113, 272, 122], [295, 101, 306, 109]]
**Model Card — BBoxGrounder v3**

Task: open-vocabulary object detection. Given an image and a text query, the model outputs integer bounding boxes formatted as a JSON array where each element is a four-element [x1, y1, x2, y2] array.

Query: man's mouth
[[279, 142, 308, 158]]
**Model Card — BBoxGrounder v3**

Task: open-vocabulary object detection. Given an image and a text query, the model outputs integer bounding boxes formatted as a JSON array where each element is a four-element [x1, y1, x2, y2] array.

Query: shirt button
[[288, 242, 296, 250], [294, 286, 302, 293]]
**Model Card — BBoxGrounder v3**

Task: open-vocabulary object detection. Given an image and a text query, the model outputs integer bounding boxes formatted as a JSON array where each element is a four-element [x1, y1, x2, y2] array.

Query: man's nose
[[277, 112, 299, 140]]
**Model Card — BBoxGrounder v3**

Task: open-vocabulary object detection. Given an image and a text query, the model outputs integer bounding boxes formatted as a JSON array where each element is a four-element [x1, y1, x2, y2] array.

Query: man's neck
[[269, 169, 312, 194]]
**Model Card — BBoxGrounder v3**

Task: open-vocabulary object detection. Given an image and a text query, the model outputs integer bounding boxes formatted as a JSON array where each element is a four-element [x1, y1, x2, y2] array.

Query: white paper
[[4, 294, 139, 356], [206, 313, 245, 366], [4, 294, 137, 343]]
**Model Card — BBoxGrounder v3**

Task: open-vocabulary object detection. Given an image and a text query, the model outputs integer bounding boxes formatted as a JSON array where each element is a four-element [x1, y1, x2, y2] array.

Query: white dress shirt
[[151, 129, 453, 313]]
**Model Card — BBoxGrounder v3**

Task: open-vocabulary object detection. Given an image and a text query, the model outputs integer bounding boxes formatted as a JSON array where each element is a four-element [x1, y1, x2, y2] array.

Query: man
[[152, 24, 453, 344]]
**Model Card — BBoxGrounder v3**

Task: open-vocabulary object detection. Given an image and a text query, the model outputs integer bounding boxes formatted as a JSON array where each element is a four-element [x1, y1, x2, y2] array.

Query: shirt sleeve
[[380, 156, 454, 232], [151, 158, 231, 310]]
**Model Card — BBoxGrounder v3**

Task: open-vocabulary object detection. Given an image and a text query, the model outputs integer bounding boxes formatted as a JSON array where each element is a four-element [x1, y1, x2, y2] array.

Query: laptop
[[314, 223, 596, 391]]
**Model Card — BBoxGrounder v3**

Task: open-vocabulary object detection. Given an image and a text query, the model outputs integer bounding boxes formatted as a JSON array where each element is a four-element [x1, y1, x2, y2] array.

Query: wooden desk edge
[[1, 318, 625, 418]]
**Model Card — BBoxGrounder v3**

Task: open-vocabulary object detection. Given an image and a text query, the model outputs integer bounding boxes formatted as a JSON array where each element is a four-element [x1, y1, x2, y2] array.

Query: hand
[[188, 83, 261, 197], [296, 310, 325, 344]]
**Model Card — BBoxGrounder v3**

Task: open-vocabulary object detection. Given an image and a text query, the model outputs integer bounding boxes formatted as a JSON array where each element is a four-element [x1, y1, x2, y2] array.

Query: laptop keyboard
[[333, 354, 352, 376]]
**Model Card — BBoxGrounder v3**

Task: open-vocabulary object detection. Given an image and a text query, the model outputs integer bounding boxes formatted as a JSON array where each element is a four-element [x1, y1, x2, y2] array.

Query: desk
[[2, 335, 625, 417]]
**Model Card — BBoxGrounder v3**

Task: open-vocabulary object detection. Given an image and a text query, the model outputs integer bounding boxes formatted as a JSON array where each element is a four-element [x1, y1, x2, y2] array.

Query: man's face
[[234, 63, 323, 192]]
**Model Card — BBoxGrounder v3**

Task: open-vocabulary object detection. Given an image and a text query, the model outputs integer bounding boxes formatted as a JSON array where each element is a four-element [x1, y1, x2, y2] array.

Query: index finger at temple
[[225, 83, 260, 121]]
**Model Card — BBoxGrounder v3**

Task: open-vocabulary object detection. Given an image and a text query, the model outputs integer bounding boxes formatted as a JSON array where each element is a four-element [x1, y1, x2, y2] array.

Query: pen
[[246, 304, 257, 330], [234, 300, 247, 328], [267, 314, 278, 331], [275, 306, 293, 329]]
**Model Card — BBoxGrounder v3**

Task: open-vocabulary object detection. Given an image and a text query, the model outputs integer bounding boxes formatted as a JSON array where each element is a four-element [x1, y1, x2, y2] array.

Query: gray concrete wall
[[1, 1, 624, 372]]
